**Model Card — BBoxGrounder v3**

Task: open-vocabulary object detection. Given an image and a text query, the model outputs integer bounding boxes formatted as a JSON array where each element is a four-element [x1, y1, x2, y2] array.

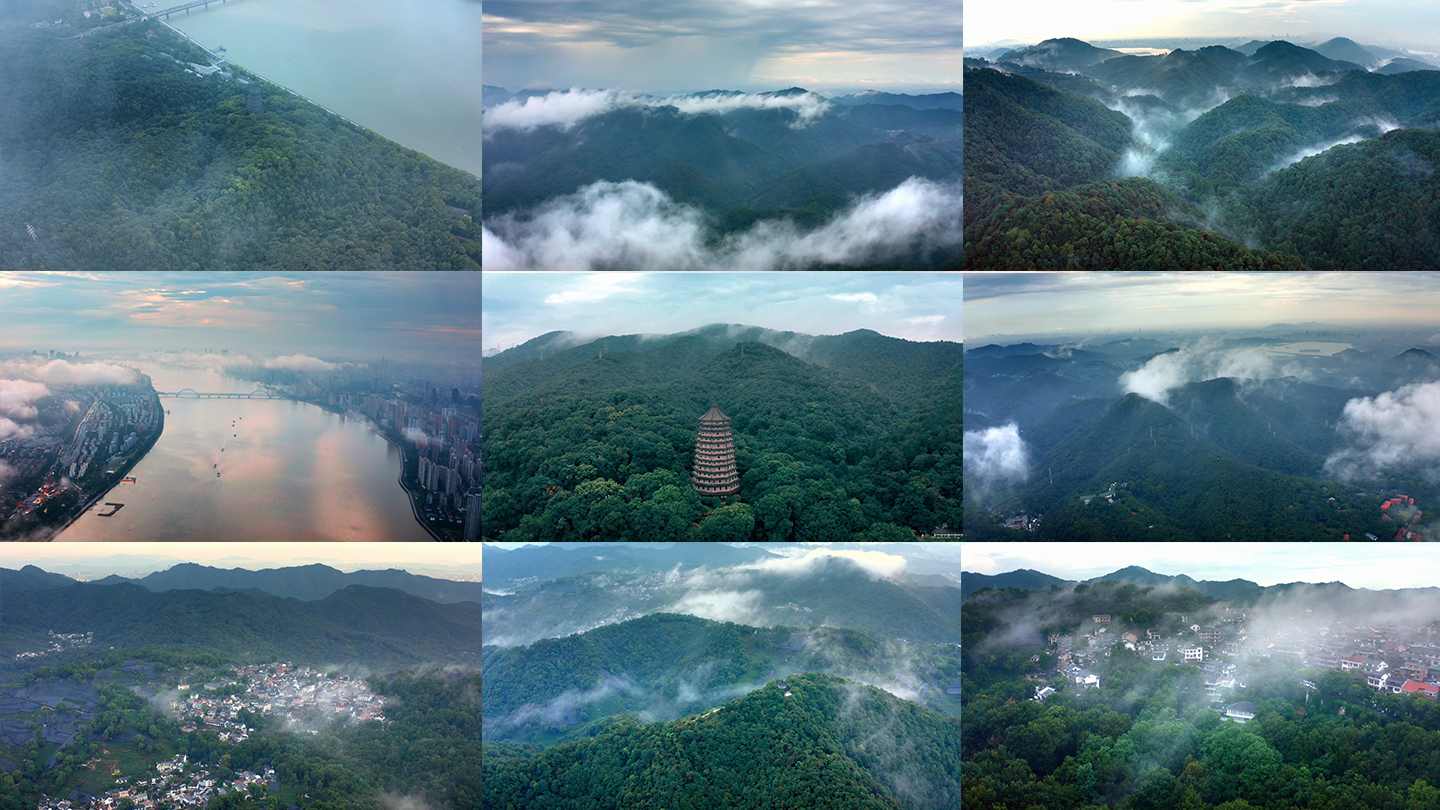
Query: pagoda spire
[[692, 403, 739, 497]]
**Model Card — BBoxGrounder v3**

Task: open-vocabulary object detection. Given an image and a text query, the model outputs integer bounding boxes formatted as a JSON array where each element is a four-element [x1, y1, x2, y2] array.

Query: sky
[[482, 0, 962, 94], [481, 271, 961, 354], [965, 272, 1440, 343], [967, 0, 1440, 53], [0, 272, 481, 364], [0, 543, 481, 580], [965, 542, 1440, 591]]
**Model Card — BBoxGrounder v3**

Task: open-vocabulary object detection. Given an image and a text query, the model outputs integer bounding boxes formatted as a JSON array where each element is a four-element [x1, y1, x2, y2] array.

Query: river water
[[162, 0, 483, 178], [59, 364, 432, 542]]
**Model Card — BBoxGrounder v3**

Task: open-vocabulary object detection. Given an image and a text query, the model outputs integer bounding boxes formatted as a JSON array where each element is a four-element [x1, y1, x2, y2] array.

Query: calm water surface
[[165, 0, 483, 178], [60, 366, 431, 541]]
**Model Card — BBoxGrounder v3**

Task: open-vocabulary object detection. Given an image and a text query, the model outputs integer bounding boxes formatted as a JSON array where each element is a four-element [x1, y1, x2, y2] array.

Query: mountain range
[[1, 562, 483, 604], [482, 548, 961, 648], [0, 569, 481, 669], [965, 36, 1440, 269], [964, 338, 1440, 540]]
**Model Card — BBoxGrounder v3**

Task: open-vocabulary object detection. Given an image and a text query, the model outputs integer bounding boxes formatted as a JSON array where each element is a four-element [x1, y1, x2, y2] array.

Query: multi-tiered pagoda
[[692, 403, 739, 498]]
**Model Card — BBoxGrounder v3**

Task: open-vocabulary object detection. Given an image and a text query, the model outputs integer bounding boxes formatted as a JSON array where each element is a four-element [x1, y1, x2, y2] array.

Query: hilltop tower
[[246, 86, 264, 114], [692, 403, 739, 498]]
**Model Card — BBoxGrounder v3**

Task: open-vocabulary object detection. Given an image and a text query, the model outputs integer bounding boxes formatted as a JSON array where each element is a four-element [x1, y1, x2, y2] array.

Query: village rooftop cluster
[[1032, 603, 1440, 720], [37, 754, 275, 810], [175, 663, 386, 742]]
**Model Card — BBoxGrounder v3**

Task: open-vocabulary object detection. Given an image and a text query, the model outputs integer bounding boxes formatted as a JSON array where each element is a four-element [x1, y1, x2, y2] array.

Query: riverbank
[[303, 399, 454, 541], [49, 391, 165, 541]]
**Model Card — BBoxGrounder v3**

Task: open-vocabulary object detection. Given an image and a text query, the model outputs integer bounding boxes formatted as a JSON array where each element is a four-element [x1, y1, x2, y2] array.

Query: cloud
[[262, 354, 339, 372], [742, 548, 908, 580], [0, 378, 50, 421], [0, 459, 17, 486], [830, 293, 879, 303], [402, 427, 440, 447], [1120, 340, 1295, 406], [484, 88, 832, 133], [666, 589, 765, 625], [1324, 381, 1440, 481], [484, 178, 962, 271], [963, 423, 1029, 505], [0, 359, 138, 387]]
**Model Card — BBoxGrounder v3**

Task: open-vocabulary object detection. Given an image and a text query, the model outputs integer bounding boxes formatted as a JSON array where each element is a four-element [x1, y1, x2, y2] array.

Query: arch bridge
[[156, 389, 285, 399]]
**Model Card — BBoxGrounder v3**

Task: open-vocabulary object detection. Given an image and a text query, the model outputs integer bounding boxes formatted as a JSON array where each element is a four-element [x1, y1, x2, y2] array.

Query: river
[[161, 0, 483, 178], [59, 363, 432, 542]]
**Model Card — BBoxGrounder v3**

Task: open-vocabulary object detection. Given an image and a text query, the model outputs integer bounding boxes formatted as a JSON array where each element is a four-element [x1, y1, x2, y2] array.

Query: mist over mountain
[[482, 325, 961, 541], [482, 87, 961, 269], [482, 546, 961, 649], [962, 559, 1440, 809], [965, 35, 1440, 269], [964, 331, 1440, 539], [484, 672, 960, 810]]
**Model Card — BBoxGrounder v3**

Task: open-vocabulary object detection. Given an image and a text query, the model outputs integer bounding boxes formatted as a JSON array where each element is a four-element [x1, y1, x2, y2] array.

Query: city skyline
[[0, 272, 481, 364], [482, 271, 961, 354]]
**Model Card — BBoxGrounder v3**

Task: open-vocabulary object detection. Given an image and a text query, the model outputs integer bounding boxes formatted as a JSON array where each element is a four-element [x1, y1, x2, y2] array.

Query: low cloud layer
[[1120, 340, 1301, 406], [1324, 381, 1440, 481], [484, 88, 832, 132], [483, 177, 962, 271], [262, 354, 340, 372], [963, 423, 1029, 505], [0, 358, 139, 387]]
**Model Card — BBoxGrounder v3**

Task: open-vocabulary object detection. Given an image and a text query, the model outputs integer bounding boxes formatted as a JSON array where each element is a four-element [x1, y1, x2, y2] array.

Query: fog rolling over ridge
[[481, 542, 960, 810], [964, 25, 1440, 269], [964, 317, 1440, 539], [482, 88, 963, 270]]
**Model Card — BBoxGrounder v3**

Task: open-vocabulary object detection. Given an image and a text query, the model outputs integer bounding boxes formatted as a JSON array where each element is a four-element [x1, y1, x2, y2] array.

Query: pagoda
[[692, 403, 739, 497]]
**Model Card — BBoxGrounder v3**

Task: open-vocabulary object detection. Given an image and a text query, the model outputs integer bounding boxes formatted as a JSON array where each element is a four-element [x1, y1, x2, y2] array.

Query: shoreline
[[45, 391, 166, 541], [304, 399, 450, 542]]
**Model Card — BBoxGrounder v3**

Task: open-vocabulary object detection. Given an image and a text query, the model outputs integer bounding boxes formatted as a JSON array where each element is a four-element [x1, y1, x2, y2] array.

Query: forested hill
[[0, 22, 483, 269], [481, 328, 961, 541], [79, 561, 485, 604], [483, 324, 963, 409], [481, 612, 960, 741], [0, 581, 481, 668], [482, 672, 961, 810]]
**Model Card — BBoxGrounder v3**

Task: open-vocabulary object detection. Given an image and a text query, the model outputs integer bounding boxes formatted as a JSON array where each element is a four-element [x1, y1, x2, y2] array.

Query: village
[[14, 631, 94, 661], [174, 663, 388, 741], [37, 755, 275, 810], [1033, 605, 1440, 721]]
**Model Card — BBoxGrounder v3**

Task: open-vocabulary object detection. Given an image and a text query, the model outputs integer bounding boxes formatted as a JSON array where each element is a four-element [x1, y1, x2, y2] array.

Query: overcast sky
[[966, 542, 1440, 591], [483, 0, 962, 94], [968, 0, 1440, 53], [482, 271, 961, 354], [0, 272, 480, 364], [0, 543, 480, 580], [965, 272, 1440, 343]]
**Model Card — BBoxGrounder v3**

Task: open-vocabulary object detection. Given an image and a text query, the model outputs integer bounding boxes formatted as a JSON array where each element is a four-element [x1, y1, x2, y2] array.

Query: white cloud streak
[[484, 177, 962, 271], [484, 88, 833, 133]]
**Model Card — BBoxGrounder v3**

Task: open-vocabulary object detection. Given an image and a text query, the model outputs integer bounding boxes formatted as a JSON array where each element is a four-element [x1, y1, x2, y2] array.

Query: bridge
[[148, 0, 243, 20], [156, 389, 286, 399]]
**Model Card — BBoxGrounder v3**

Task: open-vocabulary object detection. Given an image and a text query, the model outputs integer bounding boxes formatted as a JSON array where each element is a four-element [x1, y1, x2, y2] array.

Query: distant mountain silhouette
[[89, 562, 481, 604]]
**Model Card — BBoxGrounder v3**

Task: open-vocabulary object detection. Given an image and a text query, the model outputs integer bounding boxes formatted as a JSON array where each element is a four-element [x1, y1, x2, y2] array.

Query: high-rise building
[[463, 489, 482, 541], [691, 404, 739, 497]]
